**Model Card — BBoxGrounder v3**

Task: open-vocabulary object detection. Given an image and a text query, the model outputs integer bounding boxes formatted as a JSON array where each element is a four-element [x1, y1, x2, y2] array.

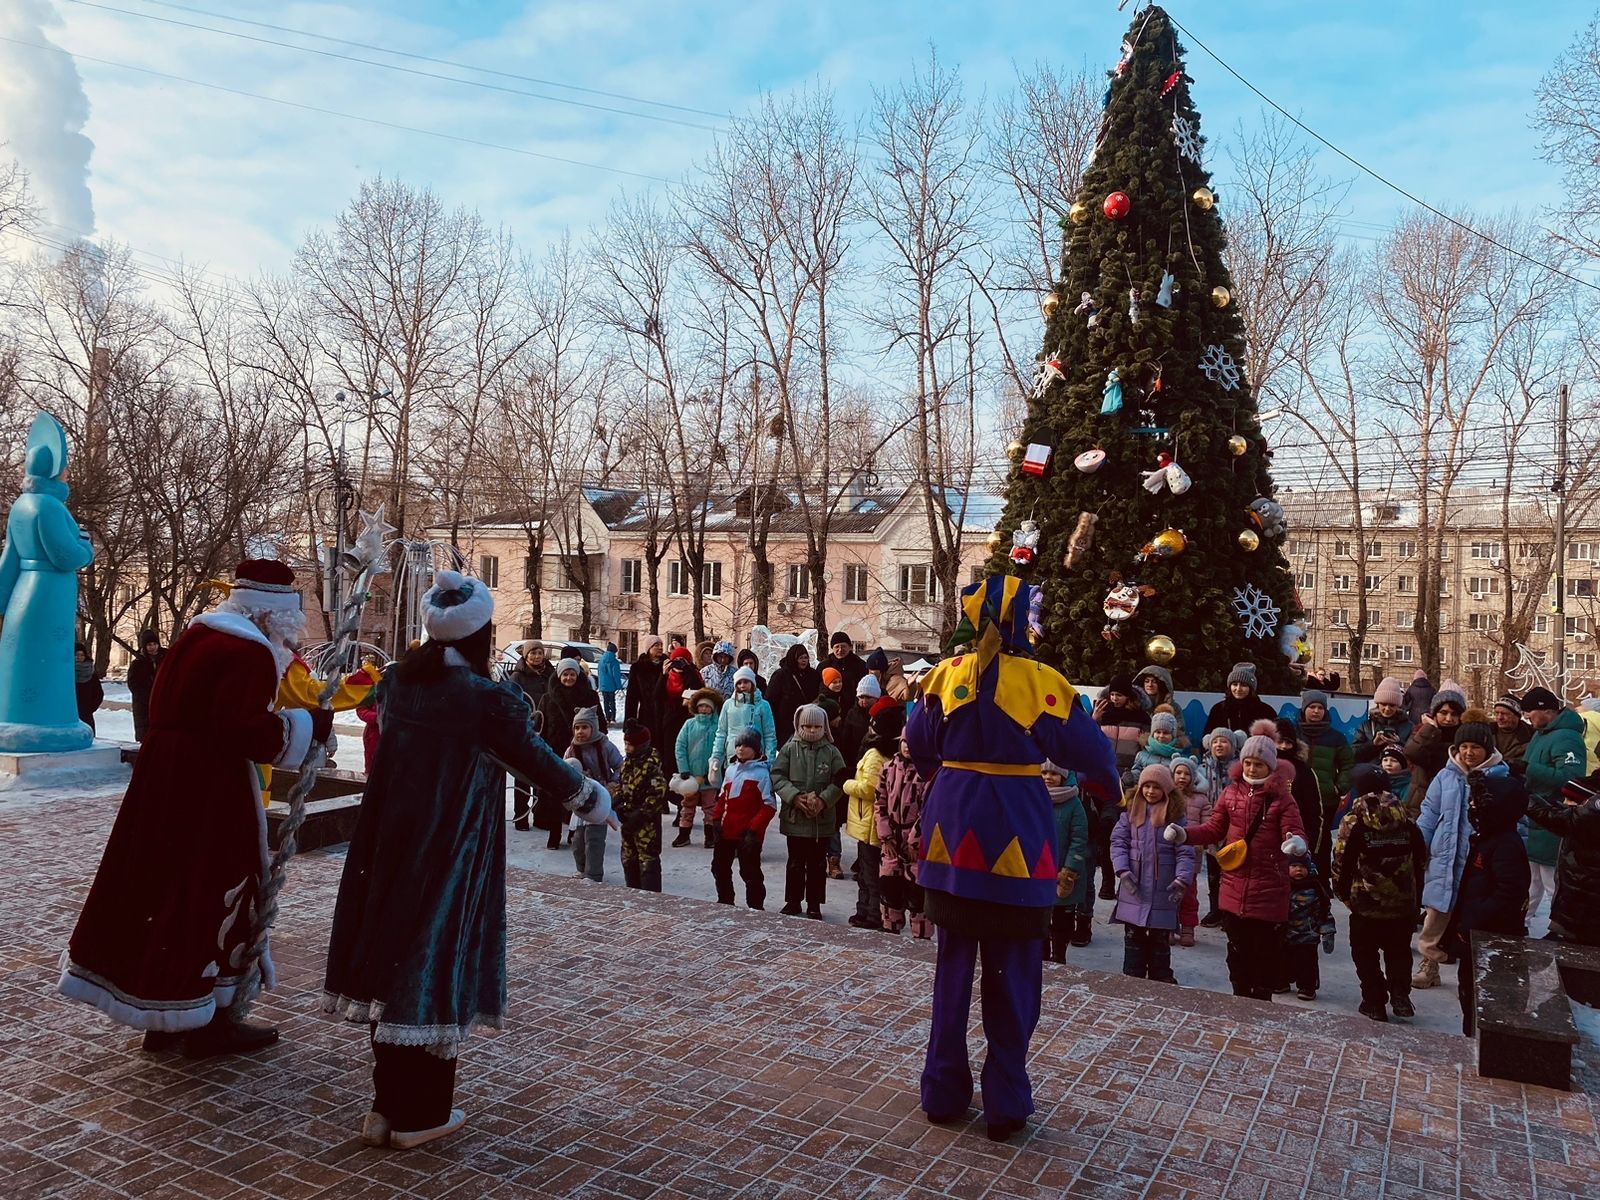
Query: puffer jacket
[[1403, 720, 1453, 804], [1180, 787, 1217, 851], [1332, 790, 1427, 921], [674, 710, 720, 786], [1417, 750, 1508, 912], [1524, 708, 1587, 866], [1448, 777, 1530, 951], [1095, 698, 1150, 771], [772, 736, 845, 838], [1284, 863, 1331, 946], [1110, 806, 1195, 931], [712, 690, 777, 769], [1526, 774, 1600, 946], [843, 746, 887, 846], [1352, 712, 1414, 764], [1050, 785, 1091, 908], [1299, 720, 1353, 812], [1182, 761, 1307, 923], [877, 753, 934, 889], [614, 747, 668, 826], [702, 641, 739, 699], [1204, 692, 1277, 734], [1132, 664, 1174, 708]]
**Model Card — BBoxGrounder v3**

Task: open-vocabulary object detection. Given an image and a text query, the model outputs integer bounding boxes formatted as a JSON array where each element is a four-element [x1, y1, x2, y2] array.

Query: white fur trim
[[228, 583, 303, 611], [189, 610, 293, 677], [566, 779, 614, 825], [274, 709, 313, 767], [57, 955, 248, 1033], [422, 573, 494, 642]]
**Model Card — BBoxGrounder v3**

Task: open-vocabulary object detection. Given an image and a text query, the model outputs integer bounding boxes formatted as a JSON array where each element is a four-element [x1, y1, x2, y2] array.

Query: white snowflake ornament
[[1199, 343, 1241, 391], [1230, 584, 1282, 641], [1172, 115, 1202, 163]]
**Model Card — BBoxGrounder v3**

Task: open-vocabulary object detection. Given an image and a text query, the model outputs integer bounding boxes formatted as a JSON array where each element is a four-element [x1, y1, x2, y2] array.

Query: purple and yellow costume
[[908, 575, 1119, 1129]]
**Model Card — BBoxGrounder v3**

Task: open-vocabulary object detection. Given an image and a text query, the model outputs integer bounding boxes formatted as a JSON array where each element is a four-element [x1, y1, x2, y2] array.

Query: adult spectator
[[74, 642, 104, 735], [1519, 686, 1587, 920], [826, 631, 869, 700], [508, 644, 557, 831], [596, 642, 623, 723], [654, 647, 704, 774], [766, 643, 821, 748], [1402, 670, 1437, 727], [625, 635, 667, 738], [126, 630, 164, 742], [1204, 663, 1276, 733], [1403, 681, 1465, 801], [1527, 770, 1600, 946], [537, 658, 607, 847], [1490, 693, 1531, 766], [1352, 677, 1412, 764], [735, 647, 767, 694], [702, 640, 737, 699]]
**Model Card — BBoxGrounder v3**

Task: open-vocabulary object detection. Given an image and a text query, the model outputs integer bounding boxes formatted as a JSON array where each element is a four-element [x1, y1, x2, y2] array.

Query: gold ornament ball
[[1153, 528, 1187, 557], [1238, 529, 1261, 552], [1145, 635, 1177, 665], [1041, 292, 1061, 317], [1006, 439, 1026, 463], [1228, 434, 1249, 456], [1192, 186, 1215, 211], [1069, 201, 1089, 225], [1211, 286, 1231, 308], [986, 529, 1004, 551]]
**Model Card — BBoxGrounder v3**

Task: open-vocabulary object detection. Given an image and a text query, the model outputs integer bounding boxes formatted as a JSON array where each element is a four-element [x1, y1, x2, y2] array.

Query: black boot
[[1047, 936, 1068, 964], [671, 827, 691, 848], [705, 824, 718, 849], [1071, 910, 1092, 947], [180, 1012, 279, 1058]]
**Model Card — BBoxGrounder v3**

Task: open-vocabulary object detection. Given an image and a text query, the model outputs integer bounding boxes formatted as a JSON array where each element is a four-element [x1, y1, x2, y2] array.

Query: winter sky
[[0, 0, 1590, 286]]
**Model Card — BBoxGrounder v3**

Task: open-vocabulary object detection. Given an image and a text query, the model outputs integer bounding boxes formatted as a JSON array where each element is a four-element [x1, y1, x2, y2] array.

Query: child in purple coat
[[1111, 764, 1196, 983]]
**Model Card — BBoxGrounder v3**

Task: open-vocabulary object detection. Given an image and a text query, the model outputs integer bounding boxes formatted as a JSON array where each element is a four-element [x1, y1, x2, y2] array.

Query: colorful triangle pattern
[[1032, 841, 1057, 880], [951, 829, 990, 871], [991, 837, 1030, 878], [924, 825, 951, 865]]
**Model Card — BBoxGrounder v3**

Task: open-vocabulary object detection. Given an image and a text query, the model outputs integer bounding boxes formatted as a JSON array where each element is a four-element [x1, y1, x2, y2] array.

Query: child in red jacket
[[713, 726, 776, 909]]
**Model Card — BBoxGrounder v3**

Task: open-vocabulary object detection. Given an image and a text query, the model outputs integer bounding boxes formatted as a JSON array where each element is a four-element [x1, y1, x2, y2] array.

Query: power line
[[0, 35, 677, 185], [1165, 12, 1600, 297], [60, 0, 725, 133], [120, 0, 729, 121]]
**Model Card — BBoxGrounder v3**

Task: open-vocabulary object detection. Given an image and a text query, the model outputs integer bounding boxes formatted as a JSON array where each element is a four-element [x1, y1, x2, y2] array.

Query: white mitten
[[1163, 823, 1187, 845], [1281, 834, 1308, 858]]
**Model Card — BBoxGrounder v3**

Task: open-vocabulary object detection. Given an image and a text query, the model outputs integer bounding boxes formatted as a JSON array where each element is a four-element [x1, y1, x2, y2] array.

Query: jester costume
[[908, 576, 1119, 1136]]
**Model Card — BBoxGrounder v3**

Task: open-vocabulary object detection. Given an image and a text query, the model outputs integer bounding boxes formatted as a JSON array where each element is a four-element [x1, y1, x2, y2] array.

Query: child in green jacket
[[772, 704, 845, 919]]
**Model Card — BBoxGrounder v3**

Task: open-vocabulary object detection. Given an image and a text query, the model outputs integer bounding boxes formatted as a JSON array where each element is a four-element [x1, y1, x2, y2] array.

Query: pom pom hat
[[1240, 734, 1278, 771], [422, 570, 493, 641]]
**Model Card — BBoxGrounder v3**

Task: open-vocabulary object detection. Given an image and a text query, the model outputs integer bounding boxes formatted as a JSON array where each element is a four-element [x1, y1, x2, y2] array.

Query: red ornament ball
[[1103, 191, 1131, 220]]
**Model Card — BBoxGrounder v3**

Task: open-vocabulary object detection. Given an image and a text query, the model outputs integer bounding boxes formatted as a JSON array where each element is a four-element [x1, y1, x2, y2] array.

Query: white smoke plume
[[0, 0, 95, 235]]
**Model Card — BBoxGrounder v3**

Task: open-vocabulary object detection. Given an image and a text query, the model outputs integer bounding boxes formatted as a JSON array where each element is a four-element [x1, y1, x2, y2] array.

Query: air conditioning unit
[[616, 594, 634, 611], [778, 600, 796, 616]]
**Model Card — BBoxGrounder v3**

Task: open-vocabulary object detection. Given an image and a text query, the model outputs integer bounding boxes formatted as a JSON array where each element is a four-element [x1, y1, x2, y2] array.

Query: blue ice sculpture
[[0, 414, 96, 752]]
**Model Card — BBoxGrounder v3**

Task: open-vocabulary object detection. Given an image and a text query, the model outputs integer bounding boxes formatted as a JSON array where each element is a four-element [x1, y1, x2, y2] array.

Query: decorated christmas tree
[[993, 4, 1301, 693]]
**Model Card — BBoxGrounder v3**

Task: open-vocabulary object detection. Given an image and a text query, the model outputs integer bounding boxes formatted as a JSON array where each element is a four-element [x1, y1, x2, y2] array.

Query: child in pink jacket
[[875, 736, 934, 938]]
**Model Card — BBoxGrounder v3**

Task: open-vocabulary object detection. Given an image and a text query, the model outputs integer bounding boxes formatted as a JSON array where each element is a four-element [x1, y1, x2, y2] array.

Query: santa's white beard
[[215, 598, 305, 677]]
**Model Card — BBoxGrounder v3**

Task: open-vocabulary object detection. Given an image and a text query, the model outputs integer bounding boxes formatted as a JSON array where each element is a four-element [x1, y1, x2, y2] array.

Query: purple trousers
[[921, 928, 1043, 1124]]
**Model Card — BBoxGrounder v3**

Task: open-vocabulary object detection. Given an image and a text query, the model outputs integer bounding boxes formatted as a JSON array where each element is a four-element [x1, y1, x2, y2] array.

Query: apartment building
[[443, 484, 1001, 658], [1279, 489, 1596, 700]]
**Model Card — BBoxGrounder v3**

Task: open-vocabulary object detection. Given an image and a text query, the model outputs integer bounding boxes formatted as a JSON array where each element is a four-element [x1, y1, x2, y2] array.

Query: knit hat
[[830, 630, 853, 648], [1169, 754, 1201, 783], [1454, 721, 1494, 752], [1137, 763, 1174, 792], [1379, 745, 1409, 771], [869, 697, 906, 740], [1227, 662, 1258, 690], [734, 725, 764, 753], [1274, 717, 1301, 747], [794, 703, 831, 741], [1520, 686, 1562, 713], [857, 674, 882, 699], [1240, 734, 1278, 770], [866, 648, 889, 672], [421, 569, 493, 641], [572, 706, 600, 732], [623, 719, 651, 747], [1373, 677, 1405, 707], [1431, 683, 1467, 715], [1106, 673, 1136, 699], [644, 634, 664, 653], [1250, 718, 1279, 739], [556, 657, 582, 678], [733, 665, 759, 691], [821, 667, 843, 687], [1150, 710, 1178, 737], [1206, 726, 1241, 754], [1299, 689, 1330, 713], [1350, 763, 1389, 799]]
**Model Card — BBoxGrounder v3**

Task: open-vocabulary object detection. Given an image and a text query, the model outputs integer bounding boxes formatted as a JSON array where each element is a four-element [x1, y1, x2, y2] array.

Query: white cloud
[[0, 0, 95, 235]]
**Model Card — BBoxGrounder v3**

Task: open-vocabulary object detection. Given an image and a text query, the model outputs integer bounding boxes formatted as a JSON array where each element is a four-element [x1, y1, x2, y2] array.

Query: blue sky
[[1, 1, 1590, 281]]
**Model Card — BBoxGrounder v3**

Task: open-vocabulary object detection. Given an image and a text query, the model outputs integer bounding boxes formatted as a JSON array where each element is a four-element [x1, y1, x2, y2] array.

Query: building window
[[1393, 644, 1414, 663], [1438, 647, 1447, 667], [1367, 540, 1383, 558], [1467, 647, 1501, 667], [1398, 540, 1417, 560], [1518, 542, 1549, 560], [1330, 640, 1349, 660], [1533, 615, 1549, 634], [1568, 616, 1592, 636], [1470, 541, 1501, 561], [479, 555, 500, 589], [1468, 612, 1500, 632], [898, 564, 936, 605], [1570, 542, 1595, 561], [787, 564, 810, 600], [1333, 574, 1352, 593], [1330, 607, 1350, 627], [1295, 572, 1315, 591], [668, 561, 689, 597], [1368, 610, 1384, 628], [1396, 610, 1414, 631], [845, 563, 869, 603], [618, 631, 639, 661], [1569, 578, 1596, 598], [1567, 652, 1598, 671], [1396, 575, 1414, 594], [1467, 576, 1501, 597], [702, 562, 722, 598], [620, 559, 642, 595], [1288, 539, 1306, 557], [1362, 644, 1380, 662], [1333, 539, 1351, 557], [1364, 574, 1381, 593], [567, 626, 585, 643], [1440, 543, 1451, 561]]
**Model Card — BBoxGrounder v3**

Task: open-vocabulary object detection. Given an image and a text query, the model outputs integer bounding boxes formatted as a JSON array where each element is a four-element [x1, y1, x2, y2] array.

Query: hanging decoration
[[1073, 448, 1106, 473], [1198, 344, 1241, 391], [1247, 496, 1287, 539], [1145, 635, 1177, 665], [1030, 350, 1065, 399], [1127, 287, 1143, 328], [1006, 440, 1026, 463], [1064, 511, 1098, 568], [1114, 38, 1135, 76], [1227, 434, 1249, 456], [1155, 271, 1175, 308], [1100, 368, 1124, 415], [1230, 584, 1282, 641], [1104, 191, 1132, 220], [1160, 69, 1182, 96], [1009, 519, 1041, 567], [1041, 292, 1061, 317], [1280, 623, 1310, 665], [1237, 529, 1260, 552], [1140, 453, 1191, 496], [1210, 286, 1231, 308], [1140, 528, 1187, 560], [1171, 115, 1202, 162], [1022, 444, 1052, 476], [986, 529, 1004, 551], [1074, 291, 1099, 326], [1192, 186, 1215, 211], [1069, 201, 1090, 225], [1102, 573, 1156, 639]]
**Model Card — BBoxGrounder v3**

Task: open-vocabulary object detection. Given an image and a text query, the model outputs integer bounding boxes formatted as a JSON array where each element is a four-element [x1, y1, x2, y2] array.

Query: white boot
[[390, 1109, 467, 1150]]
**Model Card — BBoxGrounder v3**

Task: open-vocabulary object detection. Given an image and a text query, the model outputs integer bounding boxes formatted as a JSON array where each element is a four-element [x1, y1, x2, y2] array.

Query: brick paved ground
[[3, 789, 1598, 1199]]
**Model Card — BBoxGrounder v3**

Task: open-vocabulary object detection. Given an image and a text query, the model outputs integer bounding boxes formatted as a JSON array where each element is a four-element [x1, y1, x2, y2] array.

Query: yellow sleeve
[[275, 659, 379, 712]]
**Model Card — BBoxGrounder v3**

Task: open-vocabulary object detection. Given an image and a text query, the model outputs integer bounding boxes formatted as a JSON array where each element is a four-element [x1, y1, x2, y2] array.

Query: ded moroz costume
[[908, 575, 1119, 1142]]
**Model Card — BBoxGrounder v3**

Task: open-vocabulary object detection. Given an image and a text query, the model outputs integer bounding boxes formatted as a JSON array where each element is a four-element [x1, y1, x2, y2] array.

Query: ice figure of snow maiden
[[0, 413, 96, 751], [907, 575, 1119, 1141]]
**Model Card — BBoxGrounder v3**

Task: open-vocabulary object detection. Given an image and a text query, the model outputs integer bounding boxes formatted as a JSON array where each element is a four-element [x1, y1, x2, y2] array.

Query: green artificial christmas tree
[[993, 4, 1301, 693]]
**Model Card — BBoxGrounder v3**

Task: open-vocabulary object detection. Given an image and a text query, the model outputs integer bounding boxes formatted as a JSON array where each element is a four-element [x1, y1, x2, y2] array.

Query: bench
[[1473, 932, 1600, 1092]]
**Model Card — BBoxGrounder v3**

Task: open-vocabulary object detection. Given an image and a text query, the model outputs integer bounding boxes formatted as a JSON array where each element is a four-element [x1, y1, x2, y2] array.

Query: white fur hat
[[422, 570, 494, 642]]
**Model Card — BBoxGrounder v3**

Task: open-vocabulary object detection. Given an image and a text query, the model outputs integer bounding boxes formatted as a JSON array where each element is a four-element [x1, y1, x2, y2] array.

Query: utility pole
[[1553, 382, 1570, 696]]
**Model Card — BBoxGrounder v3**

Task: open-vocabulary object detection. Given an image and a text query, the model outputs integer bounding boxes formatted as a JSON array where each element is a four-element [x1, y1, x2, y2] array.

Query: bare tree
[[1537, 15, 1600, 263]]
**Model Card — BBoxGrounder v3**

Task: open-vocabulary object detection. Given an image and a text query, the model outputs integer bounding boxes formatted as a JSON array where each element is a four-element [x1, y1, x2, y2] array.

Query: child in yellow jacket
[[843, 699, 905, 930]]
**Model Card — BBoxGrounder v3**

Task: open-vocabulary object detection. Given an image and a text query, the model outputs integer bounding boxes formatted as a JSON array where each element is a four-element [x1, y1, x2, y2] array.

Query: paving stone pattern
[[2, 792, 1598, 1199]]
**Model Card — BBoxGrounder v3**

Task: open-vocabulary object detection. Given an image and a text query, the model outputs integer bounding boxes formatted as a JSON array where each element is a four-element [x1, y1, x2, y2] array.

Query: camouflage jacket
[[615, 748, 669, 821], [1330, 790, 1427, 921]]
